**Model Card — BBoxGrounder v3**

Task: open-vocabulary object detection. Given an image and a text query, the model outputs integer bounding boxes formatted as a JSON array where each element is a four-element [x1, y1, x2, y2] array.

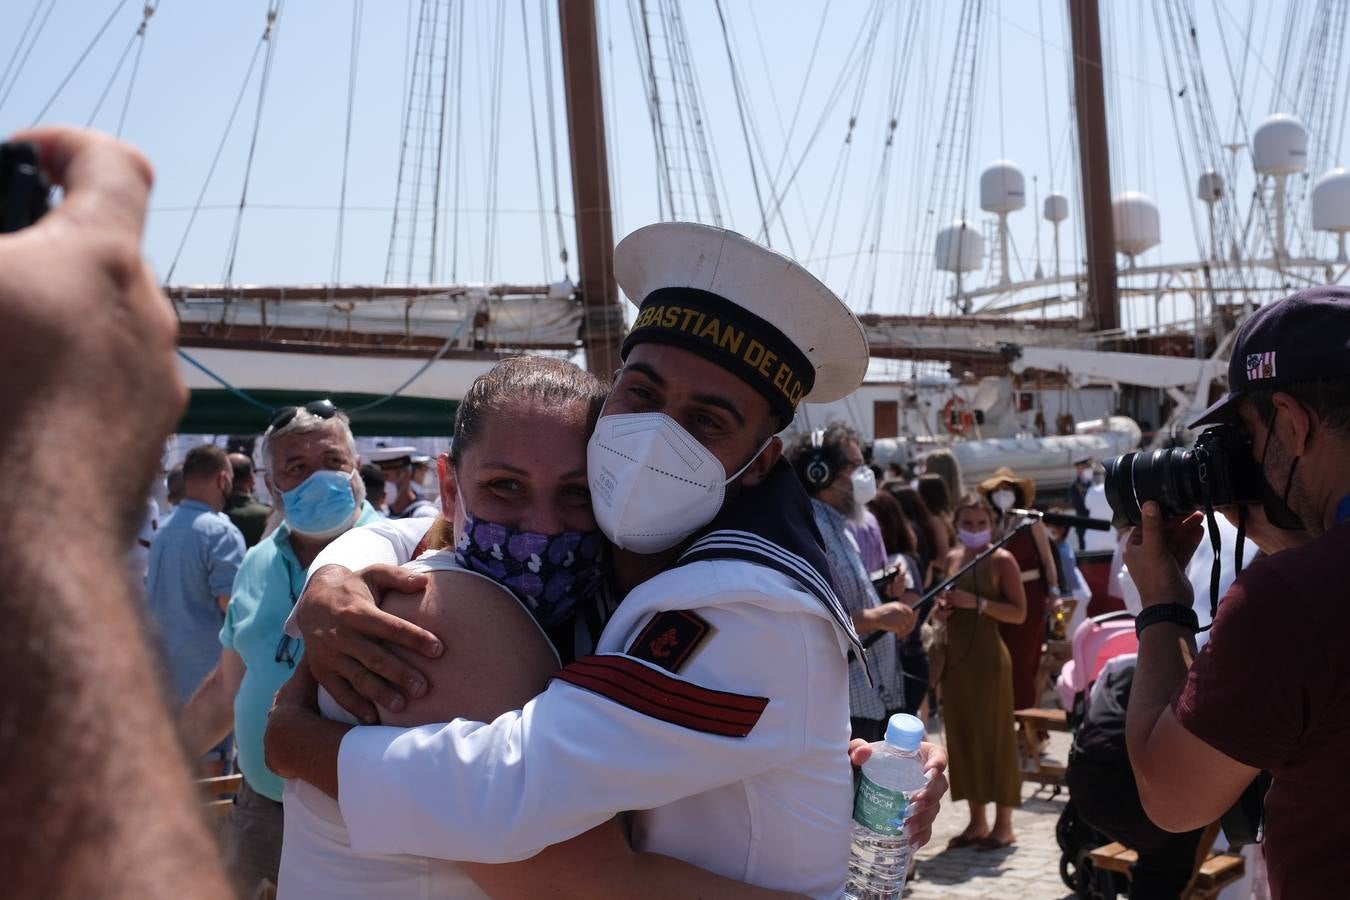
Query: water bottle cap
[[884, 713, 925, 751]]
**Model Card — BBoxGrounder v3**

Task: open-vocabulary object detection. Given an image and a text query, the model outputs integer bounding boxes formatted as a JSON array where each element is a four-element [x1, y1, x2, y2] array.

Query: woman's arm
[[1030, 520, 1060, 594], [463, 817, 805, 900], [991, 550, 1028, 623], [944, 549, 1027, 624]]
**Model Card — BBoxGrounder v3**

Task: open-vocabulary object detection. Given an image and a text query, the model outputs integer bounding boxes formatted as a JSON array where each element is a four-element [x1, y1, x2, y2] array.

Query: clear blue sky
[[2, 0, 1339, 322]]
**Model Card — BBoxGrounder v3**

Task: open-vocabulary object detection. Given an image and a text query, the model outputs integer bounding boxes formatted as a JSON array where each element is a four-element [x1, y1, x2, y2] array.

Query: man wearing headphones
[[790, 422, 917, 742]]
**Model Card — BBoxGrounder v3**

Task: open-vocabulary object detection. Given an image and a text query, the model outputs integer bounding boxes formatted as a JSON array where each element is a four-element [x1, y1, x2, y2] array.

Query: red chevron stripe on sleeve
[[550, 654, 769, 738]]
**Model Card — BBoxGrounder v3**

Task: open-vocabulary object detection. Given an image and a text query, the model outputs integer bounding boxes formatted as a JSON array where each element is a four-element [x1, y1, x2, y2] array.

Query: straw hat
[[977, 466, 1037, 508]]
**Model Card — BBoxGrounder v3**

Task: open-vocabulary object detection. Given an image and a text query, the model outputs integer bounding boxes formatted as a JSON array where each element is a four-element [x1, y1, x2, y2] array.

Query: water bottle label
[[853, 772, 909, 836]]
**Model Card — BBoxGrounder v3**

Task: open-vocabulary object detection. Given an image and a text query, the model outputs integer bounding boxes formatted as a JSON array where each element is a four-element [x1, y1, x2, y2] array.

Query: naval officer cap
[[615, 222, 869, 429], [368, 445, 418, 469]]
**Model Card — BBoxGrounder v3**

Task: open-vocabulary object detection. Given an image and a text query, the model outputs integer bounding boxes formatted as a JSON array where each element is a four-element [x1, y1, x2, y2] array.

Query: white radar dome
[[1112, 192, 1161, 257], [1043, 192, 1069, 223], [979, 161, 1026, 214], [1252, 114, 1309, 176], [1312, 168, 1350, 232], [935, 219, 985, 273], [1197, 170, 1224, 204]]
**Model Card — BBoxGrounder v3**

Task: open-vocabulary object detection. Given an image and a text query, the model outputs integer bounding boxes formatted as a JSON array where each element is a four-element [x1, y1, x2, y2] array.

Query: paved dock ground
[[906, 726, 1077, 900]]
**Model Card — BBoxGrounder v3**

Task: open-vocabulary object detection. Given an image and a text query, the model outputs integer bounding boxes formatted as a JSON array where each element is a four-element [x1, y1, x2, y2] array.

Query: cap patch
[[623, 287, 815, 423], [1246, 351, 1277, 382]]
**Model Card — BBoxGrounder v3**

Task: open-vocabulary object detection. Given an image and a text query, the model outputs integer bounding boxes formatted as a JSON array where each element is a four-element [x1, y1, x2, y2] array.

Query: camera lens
[[1102, 452, 1140, 527], [1104, 447, 1205, 526], [1130, 447, 1199, 519]]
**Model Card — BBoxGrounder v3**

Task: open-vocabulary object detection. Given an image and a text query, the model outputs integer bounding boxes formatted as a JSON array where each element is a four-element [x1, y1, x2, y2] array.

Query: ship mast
[[1067, 0, 1119, 333], [559, 0, 625, 378]]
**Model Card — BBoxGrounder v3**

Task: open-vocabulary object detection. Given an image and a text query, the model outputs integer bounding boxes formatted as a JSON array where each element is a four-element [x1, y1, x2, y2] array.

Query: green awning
[[180, 389, 457, 437]]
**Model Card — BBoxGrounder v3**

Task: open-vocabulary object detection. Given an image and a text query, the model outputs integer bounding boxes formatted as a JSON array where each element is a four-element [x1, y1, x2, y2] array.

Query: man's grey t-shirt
[[145, 498, 246, 703]]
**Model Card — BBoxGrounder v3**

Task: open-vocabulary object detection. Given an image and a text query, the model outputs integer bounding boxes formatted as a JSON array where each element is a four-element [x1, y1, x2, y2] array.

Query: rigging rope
[[332, 0, 363, 283], [817, 0, 888, 278], [32, 0, 129, 124], [221, 0, 285, 287], [629, 0, 674, 218], [520, 0, 554, 278], [86, 31, 138, 128], [115, 2, 157, 137], [0, 0, 49, 114], [758, 0, 884, 240], [760, 0, 832, 240], [712, 0, 771, 246], [481, 1, 507, 281], [164, 30, 268, 283], [450, 0, 466, 280], [84, 2, 156, 134], [538, 0, 570, 273]]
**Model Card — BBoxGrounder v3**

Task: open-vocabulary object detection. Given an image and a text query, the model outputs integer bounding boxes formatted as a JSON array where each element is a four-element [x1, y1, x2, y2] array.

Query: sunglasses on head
[[267, 399, 338, 433]]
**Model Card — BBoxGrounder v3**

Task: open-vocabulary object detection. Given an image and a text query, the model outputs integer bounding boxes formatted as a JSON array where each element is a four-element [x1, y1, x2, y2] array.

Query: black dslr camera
[[0, 142, 51, 233], [1102, 424, 1264, 527]]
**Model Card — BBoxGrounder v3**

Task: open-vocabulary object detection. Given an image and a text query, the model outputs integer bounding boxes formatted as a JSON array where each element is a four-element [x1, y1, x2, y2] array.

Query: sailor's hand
[[908, 741, 949, 848], [1123, 501, 1205, 609], [847, 739, 949, 848], [295, 563, 436, 723], [1221, 504, 1312, 557], [0, 127, 183, 532]]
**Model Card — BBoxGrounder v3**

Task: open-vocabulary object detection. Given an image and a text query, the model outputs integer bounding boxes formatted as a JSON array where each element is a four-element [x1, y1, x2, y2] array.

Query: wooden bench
[[1089, 822, 1245, 899], [196, 773, 242, 820], [1013, 706, 1070, 786]]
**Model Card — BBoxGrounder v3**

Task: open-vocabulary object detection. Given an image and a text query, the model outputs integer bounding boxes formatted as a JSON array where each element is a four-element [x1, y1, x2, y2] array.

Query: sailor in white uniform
[[268, 223, 949, 898]]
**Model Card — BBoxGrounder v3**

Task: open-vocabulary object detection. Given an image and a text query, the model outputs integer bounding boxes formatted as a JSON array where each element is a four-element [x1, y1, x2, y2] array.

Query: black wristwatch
[[1135, 603, 1200, 636]]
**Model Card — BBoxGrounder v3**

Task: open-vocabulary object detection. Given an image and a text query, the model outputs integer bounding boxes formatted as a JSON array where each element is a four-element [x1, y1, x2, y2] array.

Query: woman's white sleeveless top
[[277, 550, 559, 899]]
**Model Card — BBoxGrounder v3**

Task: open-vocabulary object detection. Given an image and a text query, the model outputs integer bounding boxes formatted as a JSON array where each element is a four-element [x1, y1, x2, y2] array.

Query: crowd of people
[[3, 126, 1348, 900]]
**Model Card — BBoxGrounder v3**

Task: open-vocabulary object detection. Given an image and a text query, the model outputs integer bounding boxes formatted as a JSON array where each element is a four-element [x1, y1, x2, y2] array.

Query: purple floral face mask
[[453, 504, 606, 628]]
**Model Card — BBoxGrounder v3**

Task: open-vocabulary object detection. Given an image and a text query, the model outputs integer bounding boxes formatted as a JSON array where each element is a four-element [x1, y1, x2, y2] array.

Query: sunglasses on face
[[267, 399, 338, 433]]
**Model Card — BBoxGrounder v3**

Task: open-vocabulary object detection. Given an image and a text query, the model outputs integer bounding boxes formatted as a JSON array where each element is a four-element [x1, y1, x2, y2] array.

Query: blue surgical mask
[[454, 501, 605, 629], [282, 469, 360, 537]]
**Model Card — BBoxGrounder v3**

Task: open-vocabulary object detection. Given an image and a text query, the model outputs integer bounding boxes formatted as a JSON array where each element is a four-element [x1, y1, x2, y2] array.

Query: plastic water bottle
[[844, 714, 929, 900]]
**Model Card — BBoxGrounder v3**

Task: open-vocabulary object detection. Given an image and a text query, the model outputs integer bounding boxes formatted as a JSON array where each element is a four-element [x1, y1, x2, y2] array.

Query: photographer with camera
[[1117, 287, 1350, 900]]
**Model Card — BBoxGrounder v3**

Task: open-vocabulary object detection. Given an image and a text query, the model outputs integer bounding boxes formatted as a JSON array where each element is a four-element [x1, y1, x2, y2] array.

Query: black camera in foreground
[[0, 142, 51, 234], [1103, 423, 1264, 527]]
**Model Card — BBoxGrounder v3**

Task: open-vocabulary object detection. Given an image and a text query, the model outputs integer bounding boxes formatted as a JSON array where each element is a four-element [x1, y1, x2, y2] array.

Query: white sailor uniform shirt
[[332, 549, 857, 898]]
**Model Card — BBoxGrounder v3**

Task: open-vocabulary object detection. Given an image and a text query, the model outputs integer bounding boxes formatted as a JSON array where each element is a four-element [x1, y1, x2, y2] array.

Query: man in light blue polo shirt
[[178, 401, 384, 898], [145, 444, 245, 710]]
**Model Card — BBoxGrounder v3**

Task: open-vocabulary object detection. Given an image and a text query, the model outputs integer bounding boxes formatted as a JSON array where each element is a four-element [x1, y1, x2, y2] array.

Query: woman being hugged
[[935, 492, 1025, 851]]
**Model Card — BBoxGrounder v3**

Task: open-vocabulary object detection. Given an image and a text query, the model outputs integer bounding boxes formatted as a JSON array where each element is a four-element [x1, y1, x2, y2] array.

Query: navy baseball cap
[[1190, 285, 1350, 427]]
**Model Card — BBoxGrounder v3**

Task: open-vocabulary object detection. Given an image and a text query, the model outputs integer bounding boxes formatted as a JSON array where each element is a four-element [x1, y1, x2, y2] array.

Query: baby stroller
[[1055, 611, 1138, 724], [1055, 613, 1140, 899]]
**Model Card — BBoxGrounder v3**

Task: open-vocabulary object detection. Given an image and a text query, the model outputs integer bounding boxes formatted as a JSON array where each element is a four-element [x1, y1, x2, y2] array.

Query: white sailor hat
[[368, 445, 418, 468], [614, 222, 868, 426]]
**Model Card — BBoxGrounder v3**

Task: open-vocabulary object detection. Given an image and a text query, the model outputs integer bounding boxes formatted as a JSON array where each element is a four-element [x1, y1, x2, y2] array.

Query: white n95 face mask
[[851, 466, 878, 505], [587, 412, 769, 554]]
